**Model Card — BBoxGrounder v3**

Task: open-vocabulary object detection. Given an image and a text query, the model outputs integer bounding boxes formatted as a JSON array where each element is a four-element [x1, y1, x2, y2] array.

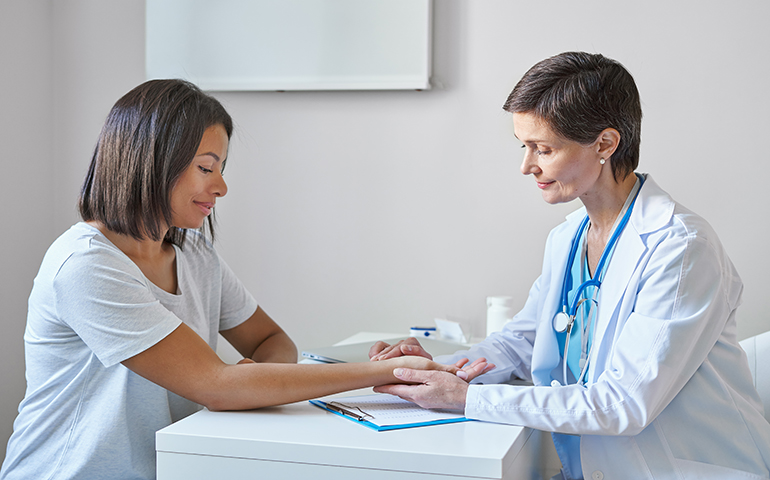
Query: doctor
[[370, 52, 770, 479]]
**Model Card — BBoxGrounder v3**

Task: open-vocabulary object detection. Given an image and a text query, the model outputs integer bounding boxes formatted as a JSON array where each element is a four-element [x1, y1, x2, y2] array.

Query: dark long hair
[[79, 79, 233, 246]]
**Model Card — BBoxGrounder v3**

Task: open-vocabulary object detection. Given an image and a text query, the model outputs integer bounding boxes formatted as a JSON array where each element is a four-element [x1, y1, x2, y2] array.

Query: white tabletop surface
[[156, 397, 529, 478], [159, 332, 559, 478]]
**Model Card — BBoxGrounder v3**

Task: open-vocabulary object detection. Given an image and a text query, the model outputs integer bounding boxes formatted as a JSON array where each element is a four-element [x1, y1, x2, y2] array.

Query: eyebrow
[[513, 133, 542, 143], [197, 152, 222, 162]]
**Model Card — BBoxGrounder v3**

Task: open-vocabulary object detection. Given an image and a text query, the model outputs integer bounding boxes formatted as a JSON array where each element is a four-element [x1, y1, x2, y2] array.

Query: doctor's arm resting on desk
[[371, 52, 770, 480]]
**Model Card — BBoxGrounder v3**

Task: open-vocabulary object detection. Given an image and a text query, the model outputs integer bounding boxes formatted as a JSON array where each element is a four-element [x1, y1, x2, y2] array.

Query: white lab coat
[[441, 174, 770, 479]]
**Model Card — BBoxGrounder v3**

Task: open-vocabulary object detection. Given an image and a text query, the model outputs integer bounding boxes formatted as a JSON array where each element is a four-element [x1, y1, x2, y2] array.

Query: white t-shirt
[[1, 223, 257, 480]]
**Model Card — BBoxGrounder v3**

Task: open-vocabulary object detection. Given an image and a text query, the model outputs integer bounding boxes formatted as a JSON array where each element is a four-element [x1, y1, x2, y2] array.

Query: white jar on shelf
[[486, 296, 513, 336]]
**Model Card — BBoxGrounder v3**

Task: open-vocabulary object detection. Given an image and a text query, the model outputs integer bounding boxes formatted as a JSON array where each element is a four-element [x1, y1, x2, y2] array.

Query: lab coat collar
[[562, 173, 674, 235], [628, 174, 676, 236]]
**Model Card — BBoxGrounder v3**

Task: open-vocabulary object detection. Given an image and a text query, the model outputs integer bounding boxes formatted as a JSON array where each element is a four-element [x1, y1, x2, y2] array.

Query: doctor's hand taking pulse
[[370, 337, 496, 411], [375, 362, 491, 412]]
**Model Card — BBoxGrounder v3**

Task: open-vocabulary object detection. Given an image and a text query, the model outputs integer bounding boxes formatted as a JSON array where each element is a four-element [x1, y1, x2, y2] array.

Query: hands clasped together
[[368, 337, 495, 412]]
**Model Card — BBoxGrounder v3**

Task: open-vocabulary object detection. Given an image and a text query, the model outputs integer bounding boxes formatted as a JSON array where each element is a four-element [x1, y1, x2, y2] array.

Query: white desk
[[158, 333, 561, 479]]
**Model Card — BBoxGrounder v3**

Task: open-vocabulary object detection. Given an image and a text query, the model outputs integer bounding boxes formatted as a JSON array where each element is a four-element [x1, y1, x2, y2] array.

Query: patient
[[0, 79, 491, 480]]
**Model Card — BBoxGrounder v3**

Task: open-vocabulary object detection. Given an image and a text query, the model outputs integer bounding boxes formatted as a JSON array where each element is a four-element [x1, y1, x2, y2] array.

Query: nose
[[213, 170, 228, 198], [520, 148, 540, 176]]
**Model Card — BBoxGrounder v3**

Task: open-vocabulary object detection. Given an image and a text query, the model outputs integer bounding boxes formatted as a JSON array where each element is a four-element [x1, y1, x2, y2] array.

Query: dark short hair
[[503, 52, 642, 181], [79, 79, 233, 246]]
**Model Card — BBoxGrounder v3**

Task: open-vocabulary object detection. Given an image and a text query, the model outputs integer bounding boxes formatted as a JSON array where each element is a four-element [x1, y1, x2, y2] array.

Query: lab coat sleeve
[[435, 276, 540, 384], [465, 219, 740, 436]]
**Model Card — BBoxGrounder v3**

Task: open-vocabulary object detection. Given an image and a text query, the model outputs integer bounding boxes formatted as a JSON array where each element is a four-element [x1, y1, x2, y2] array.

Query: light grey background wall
[[2, 0, 769, 464], [1, 0, 54, 466]]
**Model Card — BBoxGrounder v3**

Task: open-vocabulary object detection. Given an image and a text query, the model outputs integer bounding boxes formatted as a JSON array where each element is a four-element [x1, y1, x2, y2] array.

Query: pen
[[326, 402, 373, 422]]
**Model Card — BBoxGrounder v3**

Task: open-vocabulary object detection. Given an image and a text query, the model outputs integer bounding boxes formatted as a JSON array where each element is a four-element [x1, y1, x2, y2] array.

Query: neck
[[581, 173, 638, 234], [87, 221, 170, 261]]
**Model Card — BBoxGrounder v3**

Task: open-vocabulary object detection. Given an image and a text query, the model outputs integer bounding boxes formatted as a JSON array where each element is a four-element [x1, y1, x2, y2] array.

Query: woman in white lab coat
[[370, 52, 770, 479]]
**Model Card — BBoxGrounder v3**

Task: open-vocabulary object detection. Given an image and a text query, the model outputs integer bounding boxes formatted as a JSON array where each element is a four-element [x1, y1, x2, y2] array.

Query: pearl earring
[[600, 158, 606, 165]]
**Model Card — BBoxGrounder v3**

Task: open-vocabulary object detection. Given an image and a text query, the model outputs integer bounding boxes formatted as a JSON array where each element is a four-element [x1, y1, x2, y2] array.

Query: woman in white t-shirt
[[0, 79, 491, 480]]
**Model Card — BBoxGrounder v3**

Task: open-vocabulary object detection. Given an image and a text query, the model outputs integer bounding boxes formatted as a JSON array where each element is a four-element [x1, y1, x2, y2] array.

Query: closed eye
[[198, 166, 213, 174], [521, 144, 551, 156]]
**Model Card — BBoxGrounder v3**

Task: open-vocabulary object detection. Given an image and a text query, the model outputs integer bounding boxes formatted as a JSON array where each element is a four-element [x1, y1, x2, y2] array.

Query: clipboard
[[310, 393, 471, 431]]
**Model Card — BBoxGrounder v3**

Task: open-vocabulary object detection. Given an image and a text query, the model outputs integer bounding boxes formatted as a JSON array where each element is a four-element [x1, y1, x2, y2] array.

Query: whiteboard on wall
[[146, 0, 432, 91]]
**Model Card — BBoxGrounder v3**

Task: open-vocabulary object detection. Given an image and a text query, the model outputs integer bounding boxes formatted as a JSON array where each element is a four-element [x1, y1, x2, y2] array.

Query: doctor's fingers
[[368, 341, 392, 359], [370, 338, 430, 361], [373, 383, 419, 403]]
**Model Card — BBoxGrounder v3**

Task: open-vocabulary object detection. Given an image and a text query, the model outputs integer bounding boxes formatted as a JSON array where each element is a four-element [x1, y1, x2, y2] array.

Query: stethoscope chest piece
[[553, 312, 571, 333]]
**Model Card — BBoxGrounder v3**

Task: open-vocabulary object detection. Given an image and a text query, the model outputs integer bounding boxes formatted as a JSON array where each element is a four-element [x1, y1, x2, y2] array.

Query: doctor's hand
[[375, 358, 494, 411], [374, 368, 472, 411], [369, 337, 432, 361]]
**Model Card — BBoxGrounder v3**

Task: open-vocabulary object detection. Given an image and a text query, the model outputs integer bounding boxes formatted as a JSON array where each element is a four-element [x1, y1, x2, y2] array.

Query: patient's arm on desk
[[122, 323, 481, 412]]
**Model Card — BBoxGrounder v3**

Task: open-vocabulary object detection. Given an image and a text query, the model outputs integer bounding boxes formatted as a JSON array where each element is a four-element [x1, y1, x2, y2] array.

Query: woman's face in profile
[[513, 112, 603, 205], [170, 124, 229, 230]]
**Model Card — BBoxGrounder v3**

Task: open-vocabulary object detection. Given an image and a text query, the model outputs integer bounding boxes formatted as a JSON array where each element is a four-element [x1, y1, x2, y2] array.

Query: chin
[[172, 220, 206, 230], [542, 191, 577, 205], [541, 194, 562, 205]]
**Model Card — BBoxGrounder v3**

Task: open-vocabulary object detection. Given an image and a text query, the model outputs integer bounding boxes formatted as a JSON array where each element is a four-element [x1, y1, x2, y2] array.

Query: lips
[[194, 202, 215, 215], [536, 181, 554, 190]]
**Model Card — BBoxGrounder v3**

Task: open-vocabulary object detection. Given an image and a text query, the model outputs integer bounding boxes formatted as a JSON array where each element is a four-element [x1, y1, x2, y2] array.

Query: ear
[[596, 128, 621, 160]]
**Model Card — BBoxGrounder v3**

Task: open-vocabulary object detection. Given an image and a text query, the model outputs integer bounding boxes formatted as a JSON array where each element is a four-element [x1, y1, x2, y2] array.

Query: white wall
[[217, 0, 770, 348], [2, 0, 770, 464], [0, 0, 54, 463]]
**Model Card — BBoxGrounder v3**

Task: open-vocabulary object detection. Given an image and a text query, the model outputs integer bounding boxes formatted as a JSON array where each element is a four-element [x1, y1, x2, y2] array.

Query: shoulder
[[43, 227, 157, 307], [634, 174, 722, 249], [41, 223, 141, 282], [633, 175, 741, 304]]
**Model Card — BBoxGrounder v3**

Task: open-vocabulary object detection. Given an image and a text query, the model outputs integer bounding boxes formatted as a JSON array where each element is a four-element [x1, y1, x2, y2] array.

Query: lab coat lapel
[[588, 227, 645, 381], [532, 209, 586, 385], [587, 174, 674, 383]]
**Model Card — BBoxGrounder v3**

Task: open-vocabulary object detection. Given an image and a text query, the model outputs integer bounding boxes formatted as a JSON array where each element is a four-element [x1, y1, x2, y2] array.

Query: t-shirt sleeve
[[53, 245, 182, 368], [217, 253, 258, 331]]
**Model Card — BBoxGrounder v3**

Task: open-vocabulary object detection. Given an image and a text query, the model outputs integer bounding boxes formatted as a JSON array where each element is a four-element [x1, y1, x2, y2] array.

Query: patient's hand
[[392, 356, 494, 383]]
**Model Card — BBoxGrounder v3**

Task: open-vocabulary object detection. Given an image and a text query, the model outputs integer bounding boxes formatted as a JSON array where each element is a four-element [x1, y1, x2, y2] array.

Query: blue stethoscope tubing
[[552, 176, 644, 386]]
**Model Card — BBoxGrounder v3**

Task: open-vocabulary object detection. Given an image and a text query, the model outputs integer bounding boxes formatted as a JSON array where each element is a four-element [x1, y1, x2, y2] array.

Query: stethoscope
[[552, 176, 643, 386]]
